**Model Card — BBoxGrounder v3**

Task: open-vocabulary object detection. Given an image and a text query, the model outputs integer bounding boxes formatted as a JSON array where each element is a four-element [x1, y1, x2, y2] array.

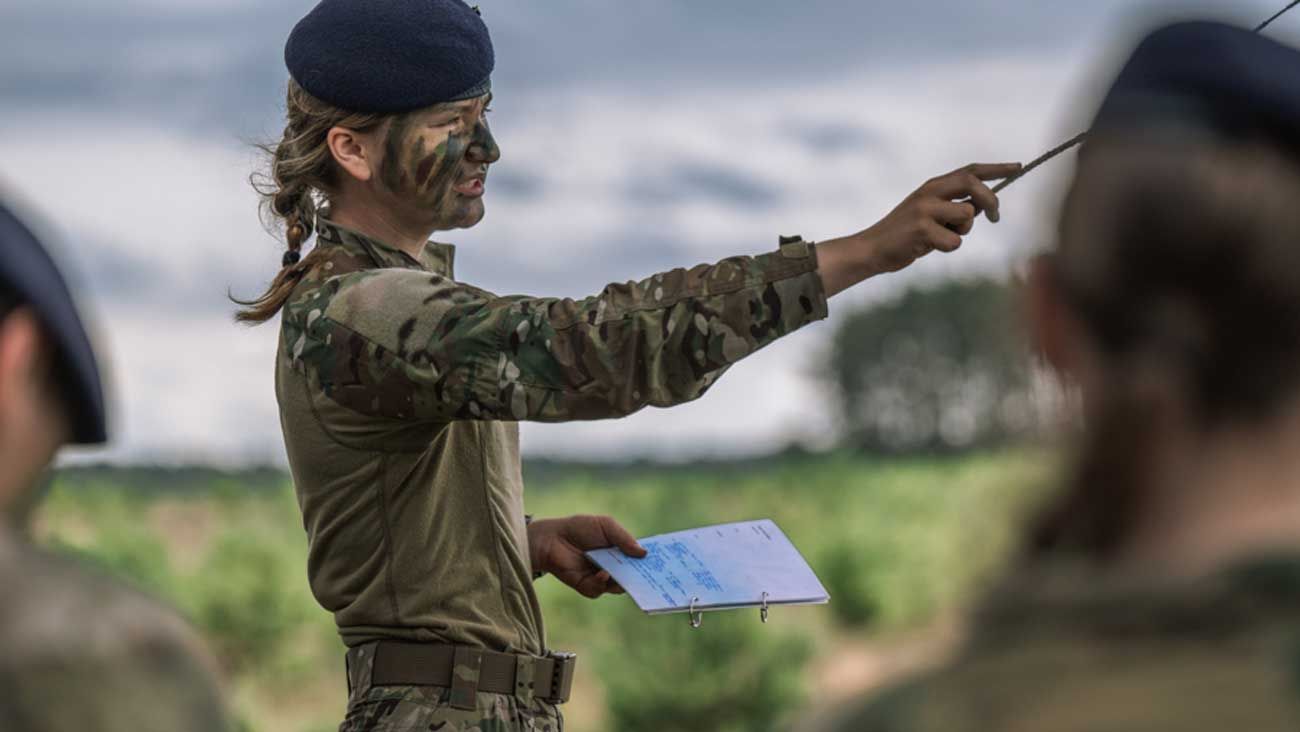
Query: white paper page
[[587, 519, 829, 614]]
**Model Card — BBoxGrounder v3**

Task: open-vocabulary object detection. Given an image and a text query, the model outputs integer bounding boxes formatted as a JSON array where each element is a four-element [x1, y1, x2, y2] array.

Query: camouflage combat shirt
[[827, 555, 1300, 731], [0, 528, 229, 732], [277, 219, 828, 654]]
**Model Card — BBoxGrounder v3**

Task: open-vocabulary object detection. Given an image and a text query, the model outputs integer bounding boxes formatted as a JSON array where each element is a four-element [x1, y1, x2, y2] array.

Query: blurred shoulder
[[0, 530, 229, 732], [821, 558, 1300, 732]]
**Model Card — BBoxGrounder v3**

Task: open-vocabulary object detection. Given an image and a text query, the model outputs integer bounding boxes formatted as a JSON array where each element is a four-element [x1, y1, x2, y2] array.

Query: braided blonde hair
[[234, 81, 389, 324]]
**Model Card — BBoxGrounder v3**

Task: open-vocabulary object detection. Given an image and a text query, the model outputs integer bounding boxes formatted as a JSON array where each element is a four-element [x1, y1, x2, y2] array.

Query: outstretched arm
[[286, 163, 1018, 424]]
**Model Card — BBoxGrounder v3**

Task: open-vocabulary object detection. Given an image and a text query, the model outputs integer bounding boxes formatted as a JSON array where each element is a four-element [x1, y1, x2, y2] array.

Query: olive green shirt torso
[[276, 220, 828, 653], [277, 224, 544, 653], [833, 556, 1300, 732]]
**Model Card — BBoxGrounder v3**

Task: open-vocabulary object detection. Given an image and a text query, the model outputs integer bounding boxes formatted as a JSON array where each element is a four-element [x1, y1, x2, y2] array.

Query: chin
[[451, 199, 486, 229]]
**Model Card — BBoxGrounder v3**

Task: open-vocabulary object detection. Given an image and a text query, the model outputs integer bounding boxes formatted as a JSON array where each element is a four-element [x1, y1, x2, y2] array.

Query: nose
[[467, 120, 501, 165]]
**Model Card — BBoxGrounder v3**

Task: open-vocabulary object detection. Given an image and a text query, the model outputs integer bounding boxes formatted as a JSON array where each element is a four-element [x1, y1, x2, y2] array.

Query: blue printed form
[[586, 519, 830, 615]]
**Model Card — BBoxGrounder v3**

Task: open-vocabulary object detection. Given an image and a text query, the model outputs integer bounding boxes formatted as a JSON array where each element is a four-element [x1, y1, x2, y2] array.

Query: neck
[[1117, 399, 1300, 580], [327, 197, 433, 259]]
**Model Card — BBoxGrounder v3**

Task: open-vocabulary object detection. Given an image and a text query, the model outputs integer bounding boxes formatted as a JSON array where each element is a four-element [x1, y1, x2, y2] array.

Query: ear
[[0, 308, 43, 412], [0, 310, 67, 518], [1026, 253, 1083, 379], [326, 126, 375, 183]]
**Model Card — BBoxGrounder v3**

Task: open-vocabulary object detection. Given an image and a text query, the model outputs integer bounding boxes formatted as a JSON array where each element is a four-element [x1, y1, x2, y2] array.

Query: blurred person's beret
[[1093, 21, 1300, 145], [0, 201, 106, 445], [285, 0, 494, 114]]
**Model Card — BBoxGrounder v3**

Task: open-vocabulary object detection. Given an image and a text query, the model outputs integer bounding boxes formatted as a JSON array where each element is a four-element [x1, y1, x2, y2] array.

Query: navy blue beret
[[1093, 21, 1300, 145], [0, 201, 106, 445], [285, 0, 494, 114]]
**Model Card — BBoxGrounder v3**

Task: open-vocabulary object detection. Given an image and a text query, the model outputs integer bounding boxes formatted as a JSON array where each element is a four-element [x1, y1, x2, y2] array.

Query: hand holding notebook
[[586, 519, 829, 618]]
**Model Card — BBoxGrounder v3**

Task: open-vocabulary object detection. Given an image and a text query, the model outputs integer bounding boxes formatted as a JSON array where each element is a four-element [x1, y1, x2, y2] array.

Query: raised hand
[[817, 162, 1022, 297]]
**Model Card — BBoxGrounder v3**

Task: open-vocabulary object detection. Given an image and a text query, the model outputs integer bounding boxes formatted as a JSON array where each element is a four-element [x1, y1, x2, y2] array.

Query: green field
[[36, 450, 1055, 732]]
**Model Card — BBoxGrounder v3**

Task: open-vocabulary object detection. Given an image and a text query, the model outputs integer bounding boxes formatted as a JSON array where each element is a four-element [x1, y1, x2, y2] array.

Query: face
[[378, 93, 500, 230], [0, 309, 69, 522]]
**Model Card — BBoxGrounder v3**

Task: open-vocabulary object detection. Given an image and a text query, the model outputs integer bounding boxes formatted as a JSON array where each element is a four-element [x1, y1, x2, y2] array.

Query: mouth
[[452, 174, 486, 198]]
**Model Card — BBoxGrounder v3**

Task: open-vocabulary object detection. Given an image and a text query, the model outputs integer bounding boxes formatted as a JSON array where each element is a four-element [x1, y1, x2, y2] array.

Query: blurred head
[[1020, 21, 1300, 565], [0, 200, 105, 522], [1026, 135, 1300, 561]]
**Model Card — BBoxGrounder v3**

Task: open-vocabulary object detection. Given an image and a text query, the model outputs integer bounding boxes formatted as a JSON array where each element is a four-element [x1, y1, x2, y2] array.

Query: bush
[[826, 277, 1042, 453], [818, 542, 882, 628], [597, 605, 812, 732], [39, 453, 1053, 732], [45, 530, 176, 599], [181, 532, 311, 672]]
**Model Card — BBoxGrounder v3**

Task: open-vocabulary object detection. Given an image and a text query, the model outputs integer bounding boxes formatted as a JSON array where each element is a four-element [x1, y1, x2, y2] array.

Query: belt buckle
[[545, 651, 577, 704]]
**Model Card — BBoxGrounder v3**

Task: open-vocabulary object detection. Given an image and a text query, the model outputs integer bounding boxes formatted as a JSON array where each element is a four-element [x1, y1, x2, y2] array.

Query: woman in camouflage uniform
[[236, 1, 1017, 729], [829, 22, 1300, 732]]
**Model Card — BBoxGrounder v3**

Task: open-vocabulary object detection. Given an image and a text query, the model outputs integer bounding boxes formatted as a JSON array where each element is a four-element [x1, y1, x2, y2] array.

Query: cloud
[[784, 121, 886, 156], [14, 0, 1262, 462], [4, 0, 1292, 147], [625, 162, 783, 209]]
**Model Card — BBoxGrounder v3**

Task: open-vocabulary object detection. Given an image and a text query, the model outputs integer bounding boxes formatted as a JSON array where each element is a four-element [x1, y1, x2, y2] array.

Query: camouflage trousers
[[340, 643, 563, 732]]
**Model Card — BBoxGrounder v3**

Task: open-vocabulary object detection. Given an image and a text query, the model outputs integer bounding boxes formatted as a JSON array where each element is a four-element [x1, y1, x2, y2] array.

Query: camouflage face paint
[[379, 97, 499, 230]]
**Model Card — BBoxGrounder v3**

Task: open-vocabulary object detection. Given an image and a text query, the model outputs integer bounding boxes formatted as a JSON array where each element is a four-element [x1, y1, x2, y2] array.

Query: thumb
[[601, 516, 647, 558]]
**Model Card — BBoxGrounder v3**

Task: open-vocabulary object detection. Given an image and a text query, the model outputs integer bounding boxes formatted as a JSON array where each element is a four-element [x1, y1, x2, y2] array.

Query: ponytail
[[233, 81, 388, 325], [1026, 351, 1180, 561]]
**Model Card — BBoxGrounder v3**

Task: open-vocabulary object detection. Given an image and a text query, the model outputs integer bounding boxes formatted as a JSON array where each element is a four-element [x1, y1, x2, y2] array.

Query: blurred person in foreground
[[0, 199, 229, 731], [821, 21, 1300, 731], [233, 0, 1019, 729]]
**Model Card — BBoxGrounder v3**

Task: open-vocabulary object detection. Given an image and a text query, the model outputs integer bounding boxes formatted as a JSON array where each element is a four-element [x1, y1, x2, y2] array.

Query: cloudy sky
[[3, 0, 1294, 464]]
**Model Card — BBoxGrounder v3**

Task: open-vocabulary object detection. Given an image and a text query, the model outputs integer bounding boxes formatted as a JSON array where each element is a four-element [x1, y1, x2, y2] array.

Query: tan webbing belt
[[369, 641, 577, 709]]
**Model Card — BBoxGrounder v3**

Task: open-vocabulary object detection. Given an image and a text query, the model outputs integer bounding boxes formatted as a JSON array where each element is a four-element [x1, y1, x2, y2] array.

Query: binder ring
[[688, 597, 703, 629], [760, 592, 770, 623]]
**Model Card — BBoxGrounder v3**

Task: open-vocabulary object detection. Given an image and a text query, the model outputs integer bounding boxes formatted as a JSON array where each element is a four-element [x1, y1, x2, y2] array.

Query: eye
[[482, 106, 493, 117]]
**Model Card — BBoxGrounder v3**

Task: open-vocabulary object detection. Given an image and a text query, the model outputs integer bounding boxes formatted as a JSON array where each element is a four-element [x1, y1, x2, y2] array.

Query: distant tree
[[825, 277, 1045, 453]]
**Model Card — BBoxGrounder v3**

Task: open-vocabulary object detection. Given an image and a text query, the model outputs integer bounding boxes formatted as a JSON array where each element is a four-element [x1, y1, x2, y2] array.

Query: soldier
[[234, 1, 1018, 729], [0, 199, 230, 731], [822, 21, 1300, 732]]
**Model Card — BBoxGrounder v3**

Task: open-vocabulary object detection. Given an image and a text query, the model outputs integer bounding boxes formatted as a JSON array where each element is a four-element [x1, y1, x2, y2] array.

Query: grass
[[34, 449, 1056, 732]]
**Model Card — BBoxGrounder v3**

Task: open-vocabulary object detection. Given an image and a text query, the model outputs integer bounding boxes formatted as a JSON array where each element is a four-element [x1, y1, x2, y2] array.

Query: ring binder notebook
[[587, 519, 830, 629]]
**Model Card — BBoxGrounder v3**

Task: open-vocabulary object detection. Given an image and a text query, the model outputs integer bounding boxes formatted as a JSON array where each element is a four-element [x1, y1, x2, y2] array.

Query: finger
[[573, 570, 610, 599], [959, 162, 1022, 181], [944, 219, 974, 237], [925, 221, 963, 253], [965, 180, 1001, 223], [599, 516, 647, 557], [925, 173, 1004, 222], [606, 579, 626, 595], [929, 199, 976, 228]]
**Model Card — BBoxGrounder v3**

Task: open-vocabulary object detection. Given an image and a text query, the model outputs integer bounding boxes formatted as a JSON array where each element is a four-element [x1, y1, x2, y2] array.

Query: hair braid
[[232, 81, 388, 324]]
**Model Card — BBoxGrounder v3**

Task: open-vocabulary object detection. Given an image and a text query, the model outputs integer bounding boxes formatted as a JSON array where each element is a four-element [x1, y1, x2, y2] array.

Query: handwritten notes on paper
[[587, 519, 829, 615]]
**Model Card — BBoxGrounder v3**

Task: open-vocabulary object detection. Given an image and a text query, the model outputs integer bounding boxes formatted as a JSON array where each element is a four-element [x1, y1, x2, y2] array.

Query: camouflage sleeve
[[289, 239, 828, 422]]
